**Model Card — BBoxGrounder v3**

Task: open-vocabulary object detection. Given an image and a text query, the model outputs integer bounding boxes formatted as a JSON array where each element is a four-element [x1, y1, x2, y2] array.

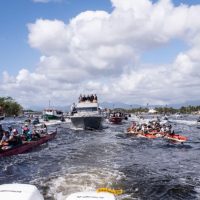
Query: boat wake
[[38, 166, 128, 200]]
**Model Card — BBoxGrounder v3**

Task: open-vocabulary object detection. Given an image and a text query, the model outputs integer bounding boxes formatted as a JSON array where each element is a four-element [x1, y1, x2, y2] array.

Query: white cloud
[[32, 0, 62, 3], [2, 0, 200, 108]]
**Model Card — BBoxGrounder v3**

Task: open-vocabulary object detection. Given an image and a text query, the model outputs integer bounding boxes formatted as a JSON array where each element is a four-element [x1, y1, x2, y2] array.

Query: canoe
[[0, 131, 57, 158], [164, 134, 187, 142]]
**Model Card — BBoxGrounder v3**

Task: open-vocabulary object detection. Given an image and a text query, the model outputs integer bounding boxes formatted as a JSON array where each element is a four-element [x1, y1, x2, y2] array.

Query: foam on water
[[1, 115, 200, 200], [41, 166, 126, 200], [169, 119, 198, 126]]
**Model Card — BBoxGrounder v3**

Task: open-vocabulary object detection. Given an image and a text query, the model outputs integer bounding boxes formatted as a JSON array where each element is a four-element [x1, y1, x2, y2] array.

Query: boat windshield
[[77, 107, 98, 112]]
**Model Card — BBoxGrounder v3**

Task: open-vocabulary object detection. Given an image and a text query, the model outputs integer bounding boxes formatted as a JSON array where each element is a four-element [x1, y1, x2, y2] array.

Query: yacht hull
[[71, 116, 103, 130]]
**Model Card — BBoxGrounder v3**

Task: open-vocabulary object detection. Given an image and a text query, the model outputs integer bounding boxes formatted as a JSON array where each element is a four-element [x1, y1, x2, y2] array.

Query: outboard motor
[[0, 184, 44, 200]]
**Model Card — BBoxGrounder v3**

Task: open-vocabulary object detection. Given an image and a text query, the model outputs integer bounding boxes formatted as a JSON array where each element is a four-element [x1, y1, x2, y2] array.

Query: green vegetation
[[114, 105, 200, 114], [0, 97, 23, 117]]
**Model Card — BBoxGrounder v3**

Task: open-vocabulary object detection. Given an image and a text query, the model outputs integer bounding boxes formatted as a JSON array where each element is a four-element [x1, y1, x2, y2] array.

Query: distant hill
[[100, 102, 141, 109], [169, 100, 200, 108], [100, 100, 200, 109], [27, 100, 200, 112]]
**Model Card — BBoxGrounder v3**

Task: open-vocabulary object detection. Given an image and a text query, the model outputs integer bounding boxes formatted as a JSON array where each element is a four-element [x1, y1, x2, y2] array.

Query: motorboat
[[109, 116, 123, 124], [0, 184, 44, 200], [108, 112, 125, 124], [42, 109, 63, 120], [70, 101, 104, 130]]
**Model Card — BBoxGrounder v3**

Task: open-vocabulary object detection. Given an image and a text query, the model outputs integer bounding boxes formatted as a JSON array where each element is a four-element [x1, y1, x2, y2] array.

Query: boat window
[[77, 107, 98, 112]]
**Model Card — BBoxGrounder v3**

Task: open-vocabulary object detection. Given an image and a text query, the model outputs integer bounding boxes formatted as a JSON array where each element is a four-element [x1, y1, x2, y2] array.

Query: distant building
[[148, 108, 157, 114]]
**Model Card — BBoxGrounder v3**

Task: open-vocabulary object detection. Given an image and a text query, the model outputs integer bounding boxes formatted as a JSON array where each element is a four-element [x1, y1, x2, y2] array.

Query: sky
[[0, 0, 200, 109]]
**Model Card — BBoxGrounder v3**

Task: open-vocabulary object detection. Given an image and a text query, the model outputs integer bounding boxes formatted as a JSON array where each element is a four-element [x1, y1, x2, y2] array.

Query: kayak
[[0, 131, 57, 158], [164, 134, 187, 142], [66, 192, 116, 200], [0, 183, 44, 200]]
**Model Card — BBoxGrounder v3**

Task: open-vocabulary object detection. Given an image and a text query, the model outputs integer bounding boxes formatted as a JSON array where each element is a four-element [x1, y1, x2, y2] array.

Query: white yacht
[[70, 101, 104, 130]]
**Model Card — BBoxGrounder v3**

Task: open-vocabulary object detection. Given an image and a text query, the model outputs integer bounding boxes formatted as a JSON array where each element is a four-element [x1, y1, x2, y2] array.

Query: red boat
[[0, 131, 57, 158], [109, 116, 123, 124]]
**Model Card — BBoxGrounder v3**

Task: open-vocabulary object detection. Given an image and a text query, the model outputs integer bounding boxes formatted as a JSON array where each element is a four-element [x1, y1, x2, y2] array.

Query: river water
[[0, 115, 200, 200]]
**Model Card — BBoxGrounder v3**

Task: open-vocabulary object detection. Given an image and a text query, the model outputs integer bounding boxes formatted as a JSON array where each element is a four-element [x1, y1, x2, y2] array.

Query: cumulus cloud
[[32, 0, 62, 3], [2, 0, 200, 108]]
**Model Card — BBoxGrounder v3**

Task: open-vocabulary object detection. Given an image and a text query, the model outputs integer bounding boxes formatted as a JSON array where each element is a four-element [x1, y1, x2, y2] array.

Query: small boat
[[66, 191, 116, 200], [0, 183, 44, 200], [164, 134, 187, 142], [109, 116, 123, 124], [0, 130, 57, 157], [43, 109, 63, 120], [108, 112, 123, 124]]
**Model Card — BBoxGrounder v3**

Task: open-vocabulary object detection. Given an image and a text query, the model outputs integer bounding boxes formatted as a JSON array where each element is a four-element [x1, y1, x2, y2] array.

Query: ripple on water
[[0, 116, 200, 200]]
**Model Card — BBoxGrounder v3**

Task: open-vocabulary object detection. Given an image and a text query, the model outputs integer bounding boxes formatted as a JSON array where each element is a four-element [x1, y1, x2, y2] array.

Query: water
[[0, 115, 200, 200]]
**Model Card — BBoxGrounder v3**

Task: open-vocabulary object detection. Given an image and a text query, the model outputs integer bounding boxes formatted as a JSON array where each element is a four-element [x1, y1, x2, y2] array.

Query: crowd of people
[[0, 123, 47, 150], [79, 94, 98, 103], [128, 120, 175, 136]]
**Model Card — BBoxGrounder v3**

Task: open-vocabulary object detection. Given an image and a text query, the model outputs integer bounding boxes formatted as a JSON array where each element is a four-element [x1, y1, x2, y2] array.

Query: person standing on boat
[[79, 94, 83, 102], [90, 94, 94, 102], [71, 103, 76, 115], [94, 94, 97, 102]]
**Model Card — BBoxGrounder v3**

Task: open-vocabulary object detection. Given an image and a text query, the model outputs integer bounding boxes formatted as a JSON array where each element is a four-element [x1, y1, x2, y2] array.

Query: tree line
[[0, 97, 23, 117], [113, 105, 200, 114]]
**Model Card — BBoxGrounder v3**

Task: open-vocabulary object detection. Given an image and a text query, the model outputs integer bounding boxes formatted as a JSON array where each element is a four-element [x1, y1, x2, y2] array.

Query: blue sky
[[0, 0, 112, 75], [0, 0, 200, 108]]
